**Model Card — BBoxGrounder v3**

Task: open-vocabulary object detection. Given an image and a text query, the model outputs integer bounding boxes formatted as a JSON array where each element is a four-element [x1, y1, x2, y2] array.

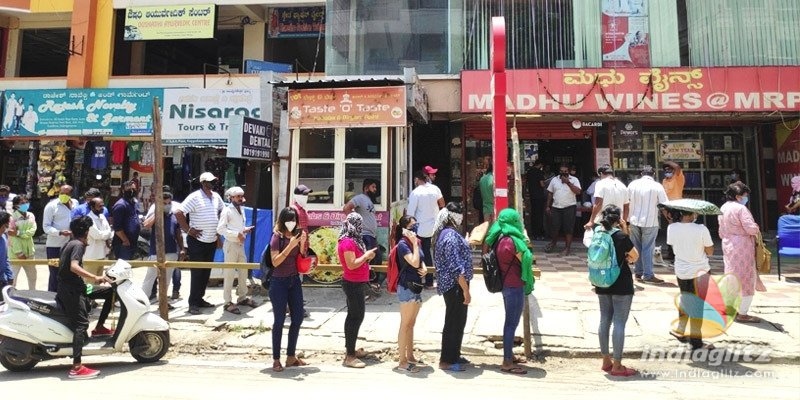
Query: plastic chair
[[776, 215, 800, 281]]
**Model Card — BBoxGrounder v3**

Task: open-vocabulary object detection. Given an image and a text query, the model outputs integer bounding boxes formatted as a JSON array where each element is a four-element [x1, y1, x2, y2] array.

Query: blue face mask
[[664, 172, 674, 178], [409, 223, 419, 233], [738, 196, 749, 205], [18, 203, 30, 213]]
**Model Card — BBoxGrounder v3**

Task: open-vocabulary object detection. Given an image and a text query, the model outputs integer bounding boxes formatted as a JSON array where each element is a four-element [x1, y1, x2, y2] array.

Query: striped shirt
[[180, 189, 223, 243], [627, 176, 668, 228]]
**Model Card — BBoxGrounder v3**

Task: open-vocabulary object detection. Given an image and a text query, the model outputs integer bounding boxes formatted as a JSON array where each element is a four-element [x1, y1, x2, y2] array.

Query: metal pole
[[152, 97, 168, 321], [512, 127, 531, 359], [491, 16, 508, 218]]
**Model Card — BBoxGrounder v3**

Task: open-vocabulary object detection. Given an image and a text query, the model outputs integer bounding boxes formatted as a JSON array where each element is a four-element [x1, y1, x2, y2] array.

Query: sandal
[[343, 358, 366, 369], [224, 303, 241, 315], [440, 363, 465, 372], [286, 358, 308, 367], [609, 367, 637, 377], [272, 360, 284, 372], [394, 364, 420, 374], [237, 298, 258, 308], [354, 348, 368, 358], [735, 315, 762, 323], [513, 356, 528, 364], [500, 366, 527, 375]]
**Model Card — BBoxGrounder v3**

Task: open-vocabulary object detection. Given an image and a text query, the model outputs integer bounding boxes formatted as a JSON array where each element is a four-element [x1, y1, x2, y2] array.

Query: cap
[[199, 172, 217, 182], [640, 165, 655, 176], [0, 185, 9, 192], [162, 185, 173, 193], [294, 184, 311, 195], [162, 192, 173, 199], [423, 165, 438, 174], [226, 186, 244, 197], [598, 164, 614, 175]]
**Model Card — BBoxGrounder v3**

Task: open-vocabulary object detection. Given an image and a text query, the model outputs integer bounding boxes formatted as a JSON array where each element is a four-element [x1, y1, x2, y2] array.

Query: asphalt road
[[2, 354, 798, 399]]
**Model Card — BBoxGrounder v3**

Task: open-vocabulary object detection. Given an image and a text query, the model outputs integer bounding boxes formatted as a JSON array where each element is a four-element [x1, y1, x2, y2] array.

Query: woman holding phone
[[393, 215, 427, 373], [268, 207, 308, 372], [338, 212, 378, 368]]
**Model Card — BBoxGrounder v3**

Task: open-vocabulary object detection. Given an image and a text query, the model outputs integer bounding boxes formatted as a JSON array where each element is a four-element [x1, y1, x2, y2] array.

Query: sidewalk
[[15, 241, 800, 362]]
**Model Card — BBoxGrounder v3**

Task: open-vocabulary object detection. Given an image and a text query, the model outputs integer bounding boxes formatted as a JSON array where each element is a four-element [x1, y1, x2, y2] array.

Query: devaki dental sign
[[227, 115, 272, 161]]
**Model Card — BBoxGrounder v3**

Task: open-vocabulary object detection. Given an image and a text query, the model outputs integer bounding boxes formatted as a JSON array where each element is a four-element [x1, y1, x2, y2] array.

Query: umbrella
[[658, 198, 722, 215]]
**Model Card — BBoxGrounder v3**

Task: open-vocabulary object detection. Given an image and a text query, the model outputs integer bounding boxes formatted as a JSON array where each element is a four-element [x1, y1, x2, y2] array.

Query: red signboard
[[461, 67, 800, 113], [288, 86, 406, 129]]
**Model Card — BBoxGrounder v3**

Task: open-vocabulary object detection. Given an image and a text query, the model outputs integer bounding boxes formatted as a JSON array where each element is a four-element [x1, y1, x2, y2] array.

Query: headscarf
[[339, 212, 366, 251], [432, 207, 460, 255], [792, 175, 800, 192], [484, 208, 535, 295]]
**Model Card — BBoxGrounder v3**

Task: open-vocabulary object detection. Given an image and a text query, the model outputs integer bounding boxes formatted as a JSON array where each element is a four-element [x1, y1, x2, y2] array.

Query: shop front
[[279, 82, 417, 283], [460, 66, 800, 231]]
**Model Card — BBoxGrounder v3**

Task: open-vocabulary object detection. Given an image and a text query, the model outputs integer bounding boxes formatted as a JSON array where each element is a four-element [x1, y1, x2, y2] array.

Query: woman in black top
[[594, 205, 639, 377]]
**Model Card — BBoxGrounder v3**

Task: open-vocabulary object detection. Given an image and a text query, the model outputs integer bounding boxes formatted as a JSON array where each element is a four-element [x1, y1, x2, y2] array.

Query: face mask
[[294, 195, 308, 208], [202, 182, 215, 191], [738, 196, 749, 205], [164, 204, 172, 215], [664, 172, 674, 178], [560, 172, 569, 177], [18, 203, 29, 213], [92, 207, 103, 216], [409, 223, 420, 233], [0, 196, 7, 204], [730, 174, 739, 181], [59, 194, 71, 204], [123, 189, 136, 199], [284, 221, 297, 232], [452, 213, 464, 227]]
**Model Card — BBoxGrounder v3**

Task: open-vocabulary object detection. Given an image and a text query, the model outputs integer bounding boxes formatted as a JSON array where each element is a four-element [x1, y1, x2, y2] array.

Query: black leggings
[[676, 277, 706, 349], [57, 285, 114, 364], [341, 280, 367, 356], [441, 284, 469, 364]]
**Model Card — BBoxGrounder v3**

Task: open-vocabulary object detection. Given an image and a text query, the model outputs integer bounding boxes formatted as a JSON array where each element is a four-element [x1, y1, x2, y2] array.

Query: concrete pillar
[[4, 19, 21, 78], [130, 41, 146, 75], [90, 0, 114, 87], [66, 0, 98, 87], [242, 22, 265, 65]]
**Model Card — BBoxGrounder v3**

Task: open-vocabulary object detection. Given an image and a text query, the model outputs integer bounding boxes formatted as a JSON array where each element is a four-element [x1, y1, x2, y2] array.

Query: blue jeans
[[630, 225, 659, 279], [502, 286, 524, 361], [269, 275, 304, 360], [598, 294, 633, 361], [46, 247, 61, 292], [420, 236, 434, 286]]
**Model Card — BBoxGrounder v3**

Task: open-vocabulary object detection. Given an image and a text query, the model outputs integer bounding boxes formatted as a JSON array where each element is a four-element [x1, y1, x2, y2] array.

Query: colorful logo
[[671, 273, 742, 339]]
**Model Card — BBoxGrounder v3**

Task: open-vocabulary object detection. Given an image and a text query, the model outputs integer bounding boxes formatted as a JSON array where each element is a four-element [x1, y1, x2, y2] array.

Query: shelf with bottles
[[704, 134, 742, 152], [612, 133, 657, 152]]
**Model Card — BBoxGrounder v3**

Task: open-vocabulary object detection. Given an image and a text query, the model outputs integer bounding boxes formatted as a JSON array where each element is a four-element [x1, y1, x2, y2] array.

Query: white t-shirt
[[407, 182, 443, 237], [593, 177, 628, 223], [547, 175, 581, 209], [667, 222, 713, 279], [627, 176, 667, 228]]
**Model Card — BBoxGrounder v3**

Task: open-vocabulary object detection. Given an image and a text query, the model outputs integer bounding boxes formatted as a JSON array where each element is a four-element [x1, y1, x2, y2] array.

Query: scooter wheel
[[0, 350, 39, 372], [129, 331, 169, 363]]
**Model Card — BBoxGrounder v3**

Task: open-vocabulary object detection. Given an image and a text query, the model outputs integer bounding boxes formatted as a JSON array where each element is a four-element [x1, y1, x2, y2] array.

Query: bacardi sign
[[461, 67, 800, 113]]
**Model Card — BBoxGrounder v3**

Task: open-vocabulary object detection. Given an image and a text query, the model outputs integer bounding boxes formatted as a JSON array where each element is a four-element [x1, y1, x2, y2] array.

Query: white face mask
[[294, 195, 308, 208], [284, 221, 297, 232], [452, 213, 464, 227]]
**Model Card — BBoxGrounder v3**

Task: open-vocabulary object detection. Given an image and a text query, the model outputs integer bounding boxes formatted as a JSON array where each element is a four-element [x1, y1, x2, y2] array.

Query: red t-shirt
[[338, 237, 370, 282], [496, 236, 523, 288], [111, 141, 127, 164]]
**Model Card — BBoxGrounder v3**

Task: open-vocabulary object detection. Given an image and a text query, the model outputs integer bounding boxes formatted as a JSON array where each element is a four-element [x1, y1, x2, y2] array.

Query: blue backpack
[[587, 226, 620, 288]]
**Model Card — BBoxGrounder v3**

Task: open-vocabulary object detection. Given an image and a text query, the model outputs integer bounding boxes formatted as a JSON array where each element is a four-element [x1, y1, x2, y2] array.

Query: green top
[[479, 172, 494, 217], [485, 208, 535, 295], [9, 210, 37, 259]]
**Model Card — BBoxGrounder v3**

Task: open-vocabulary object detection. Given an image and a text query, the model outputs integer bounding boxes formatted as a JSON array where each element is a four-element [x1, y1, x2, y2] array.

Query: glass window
[[345, 128, 381, 159], [345, 164, 382, 204], [298, 163, 335, 204], [299, 129, 335, 158], [19, 29, 69, 77]]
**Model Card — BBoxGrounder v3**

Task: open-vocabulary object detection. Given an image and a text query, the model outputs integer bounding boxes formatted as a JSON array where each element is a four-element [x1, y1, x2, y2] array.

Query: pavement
[[11, 238, 800, 364]]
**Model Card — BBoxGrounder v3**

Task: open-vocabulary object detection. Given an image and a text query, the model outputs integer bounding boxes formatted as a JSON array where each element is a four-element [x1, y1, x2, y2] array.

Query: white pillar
[[4, 18, 21, 77], [242, 22, 265, 64]]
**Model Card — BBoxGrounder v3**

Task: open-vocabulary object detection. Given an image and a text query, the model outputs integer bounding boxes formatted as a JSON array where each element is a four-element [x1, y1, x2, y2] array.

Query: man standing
[[292, 184, 311, 234], [627, 166, 668, 284], [176, 172, 224, 315], [545, 164, 582, 256], [479, 164, 495, 224], [525, 160, 546, 240], [56, 216, 115, 379], [111, 180, 141, 261], [343, 179, 385, 288], [584, 165, 629, 230], [661, 160, 684, 200], [43, 185, 78, 291], [218, 186, 256, 314], [0, 211, 12, 290], [407, 170, 445, 289], [141, 191, 184, 308], [85, 198, 114, 281], [0, 184, 16, 213]]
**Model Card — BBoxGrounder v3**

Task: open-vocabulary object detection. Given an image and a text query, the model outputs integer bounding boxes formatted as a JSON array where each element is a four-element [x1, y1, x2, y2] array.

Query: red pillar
[[491, 17, 508, 218]]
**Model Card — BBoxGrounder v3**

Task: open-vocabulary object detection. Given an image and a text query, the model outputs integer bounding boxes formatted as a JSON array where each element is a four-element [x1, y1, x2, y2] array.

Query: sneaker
[[642, 276, 665, 284], [91, 326, 115, 336], [68, 365, 100, 379], [188, 306, 201, 315], [198, 300, 215, 308]]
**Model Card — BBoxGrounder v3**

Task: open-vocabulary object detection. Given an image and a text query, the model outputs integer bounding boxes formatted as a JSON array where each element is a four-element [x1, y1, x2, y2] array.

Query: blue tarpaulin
[[212, 207, 273, 272]]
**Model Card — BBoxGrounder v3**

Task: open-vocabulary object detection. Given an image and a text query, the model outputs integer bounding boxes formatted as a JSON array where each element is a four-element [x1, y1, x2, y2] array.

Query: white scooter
[[0, 259, 170, 372]]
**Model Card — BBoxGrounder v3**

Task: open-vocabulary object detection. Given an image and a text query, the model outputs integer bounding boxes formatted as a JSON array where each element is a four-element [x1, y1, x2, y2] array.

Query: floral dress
[[433, 227, 473, 295], [718, 201, 761, 296]]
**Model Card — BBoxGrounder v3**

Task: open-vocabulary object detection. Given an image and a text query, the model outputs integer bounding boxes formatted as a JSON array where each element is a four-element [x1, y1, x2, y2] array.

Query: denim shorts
[[397, 285, 422, 303]]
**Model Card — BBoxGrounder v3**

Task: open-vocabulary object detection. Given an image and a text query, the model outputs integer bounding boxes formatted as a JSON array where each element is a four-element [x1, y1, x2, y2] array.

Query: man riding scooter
[[57, 216, 115, 379]]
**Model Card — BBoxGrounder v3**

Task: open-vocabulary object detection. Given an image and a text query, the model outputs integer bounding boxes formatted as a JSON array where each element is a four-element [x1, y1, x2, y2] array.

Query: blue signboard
[[0, 88, 164, 138], [244, 59, 293, 74]]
